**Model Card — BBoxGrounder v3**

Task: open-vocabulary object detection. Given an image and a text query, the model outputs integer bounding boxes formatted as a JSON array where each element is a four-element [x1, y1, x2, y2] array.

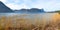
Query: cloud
[[31, 0, 60, 11], [6, 3, 30, 10], [0, 0, 7, 3], [4, 0, 32, 10]]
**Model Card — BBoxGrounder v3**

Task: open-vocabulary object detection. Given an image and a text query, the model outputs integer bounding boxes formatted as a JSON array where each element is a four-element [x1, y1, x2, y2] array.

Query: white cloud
[[6, 3, 30, 10], [31, 0, 60, 11], [13, 0, 20, 3], [0, 0, 7, 3]]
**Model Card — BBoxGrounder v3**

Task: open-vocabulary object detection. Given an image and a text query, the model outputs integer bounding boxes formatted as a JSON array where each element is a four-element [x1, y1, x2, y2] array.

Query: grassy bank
[[0, 13, 60, 30]]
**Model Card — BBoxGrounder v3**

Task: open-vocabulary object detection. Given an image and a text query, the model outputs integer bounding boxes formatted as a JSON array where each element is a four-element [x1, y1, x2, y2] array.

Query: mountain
[[14, 9, 28, 13], [0, 1, 14, 13], [0, 1, 45, 13], [14, 8, 45, 13], [29, 8, 45, 13]]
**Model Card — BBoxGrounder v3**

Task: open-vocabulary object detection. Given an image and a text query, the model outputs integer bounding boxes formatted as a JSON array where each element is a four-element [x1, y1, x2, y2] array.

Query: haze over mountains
[[14, 8, 45, 13], [0, 1, 46, 13], [0, 1, 60, 13]]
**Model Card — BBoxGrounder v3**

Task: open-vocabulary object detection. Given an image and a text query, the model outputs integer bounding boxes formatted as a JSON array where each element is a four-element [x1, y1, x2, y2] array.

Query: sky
[[0, 0, 60, 11]]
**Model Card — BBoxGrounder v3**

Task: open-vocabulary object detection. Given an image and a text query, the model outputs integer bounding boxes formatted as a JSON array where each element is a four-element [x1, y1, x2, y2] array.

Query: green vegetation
[[55, 10, 60, 14]]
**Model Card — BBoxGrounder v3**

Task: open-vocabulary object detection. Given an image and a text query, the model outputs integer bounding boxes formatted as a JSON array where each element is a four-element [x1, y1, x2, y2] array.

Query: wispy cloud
[[6, 3, 30, 10], [0, 0, 7, 3]]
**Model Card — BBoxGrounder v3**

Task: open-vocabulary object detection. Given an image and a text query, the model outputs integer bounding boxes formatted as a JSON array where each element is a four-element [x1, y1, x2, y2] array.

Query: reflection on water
[[0, 13, 60, 30]]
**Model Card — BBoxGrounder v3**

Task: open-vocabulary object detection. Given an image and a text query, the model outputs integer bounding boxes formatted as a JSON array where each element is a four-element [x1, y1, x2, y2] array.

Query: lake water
[[0, 13, 59, 21]]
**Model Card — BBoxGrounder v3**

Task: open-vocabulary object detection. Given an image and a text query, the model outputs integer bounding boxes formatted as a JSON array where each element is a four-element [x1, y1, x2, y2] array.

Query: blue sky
[[0, 0, 60, 11]]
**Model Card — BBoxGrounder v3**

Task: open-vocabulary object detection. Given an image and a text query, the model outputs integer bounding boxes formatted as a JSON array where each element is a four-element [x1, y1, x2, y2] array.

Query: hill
[[14, 8, 45, 13], [0, 1, 14, 13]]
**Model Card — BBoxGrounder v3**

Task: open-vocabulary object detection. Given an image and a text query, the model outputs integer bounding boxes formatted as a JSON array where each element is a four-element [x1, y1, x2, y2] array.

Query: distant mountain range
[[0, 1, 46, 13], [1, 1, 60, 13], [14, 8, 45, 13]]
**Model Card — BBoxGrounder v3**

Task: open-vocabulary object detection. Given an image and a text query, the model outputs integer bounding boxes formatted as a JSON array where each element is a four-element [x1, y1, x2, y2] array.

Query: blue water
[[0, 13, 57, 20]]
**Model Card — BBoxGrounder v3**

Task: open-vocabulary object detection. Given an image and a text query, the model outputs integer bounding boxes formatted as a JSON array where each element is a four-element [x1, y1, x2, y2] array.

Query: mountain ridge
[[14, 8, 45, 13], [0, 1, 14, 13], [0, 1, 45, 13]]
